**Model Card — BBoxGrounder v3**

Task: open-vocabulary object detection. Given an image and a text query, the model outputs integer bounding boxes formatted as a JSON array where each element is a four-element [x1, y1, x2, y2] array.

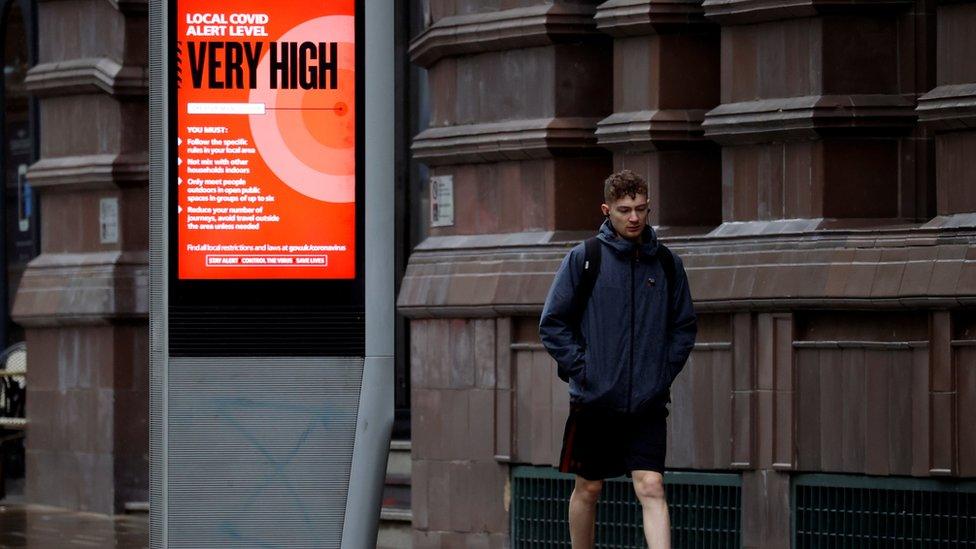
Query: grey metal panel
[[168, 357, 363, 548], [343, 1, 396, 547], [364, 0, 395, 360], [148, 0, 168, 546], [339, 356, 393, 549]]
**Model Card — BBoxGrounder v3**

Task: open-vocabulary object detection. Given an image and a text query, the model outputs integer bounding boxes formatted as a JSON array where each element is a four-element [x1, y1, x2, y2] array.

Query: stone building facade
[[399, 0, 976, 547], [9, 0, 148, 513], [2, 0, 974, 541]]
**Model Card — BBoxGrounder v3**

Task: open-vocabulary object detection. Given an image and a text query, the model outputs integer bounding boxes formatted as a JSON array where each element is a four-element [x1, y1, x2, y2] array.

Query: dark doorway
[[0, 0, 37, 499], [392, 1, 430, 440]]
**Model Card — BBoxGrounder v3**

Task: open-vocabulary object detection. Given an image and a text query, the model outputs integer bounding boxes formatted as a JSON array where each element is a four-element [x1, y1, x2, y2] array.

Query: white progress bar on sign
[[187, 102, 266, 115]]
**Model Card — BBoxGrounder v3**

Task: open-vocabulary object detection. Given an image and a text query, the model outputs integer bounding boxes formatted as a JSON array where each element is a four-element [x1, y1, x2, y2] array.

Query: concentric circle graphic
[[249, 16, 355, 203]]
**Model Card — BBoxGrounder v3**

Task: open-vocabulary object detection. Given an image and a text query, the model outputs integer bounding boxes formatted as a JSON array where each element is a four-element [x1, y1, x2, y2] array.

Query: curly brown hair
[[603, 169, 648, 203]]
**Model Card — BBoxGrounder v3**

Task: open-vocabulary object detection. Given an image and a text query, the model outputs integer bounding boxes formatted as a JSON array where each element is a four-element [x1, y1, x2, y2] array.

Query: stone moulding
[[27, 152, 149, 191], [411, 117, 603, 166], [702, 94, 916, 144], [595, 0, 712, 36], [922, 213, 976, 229], [11, 250, 148, 327], [396, 228, 976, 318], [916, 83, 976, 130], [708, 218, 828, 236], [412, 230, 562, 250], [397, 244, 567, 319], [25, 57, 147, 97], [596, 109, 709, 150], [702, 0, 913, 24], [409, 3, 600, 68]]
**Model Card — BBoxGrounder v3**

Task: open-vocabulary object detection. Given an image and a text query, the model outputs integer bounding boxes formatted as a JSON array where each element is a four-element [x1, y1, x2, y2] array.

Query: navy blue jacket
[[539, 220, 697, 414]]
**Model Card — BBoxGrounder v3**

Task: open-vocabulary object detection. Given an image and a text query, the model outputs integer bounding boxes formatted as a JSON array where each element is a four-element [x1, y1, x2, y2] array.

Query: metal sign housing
[[149, 1, 393, 546]]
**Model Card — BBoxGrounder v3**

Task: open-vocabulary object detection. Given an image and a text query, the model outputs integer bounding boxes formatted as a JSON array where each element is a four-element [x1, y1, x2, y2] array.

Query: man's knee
[[572, 477, 603, 504], [632, 471, 665, 501]]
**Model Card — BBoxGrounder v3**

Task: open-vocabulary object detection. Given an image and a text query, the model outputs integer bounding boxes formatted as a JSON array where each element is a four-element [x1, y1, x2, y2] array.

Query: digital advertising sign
[[174, 0, 357, 280], [153, 2, 390, 546]]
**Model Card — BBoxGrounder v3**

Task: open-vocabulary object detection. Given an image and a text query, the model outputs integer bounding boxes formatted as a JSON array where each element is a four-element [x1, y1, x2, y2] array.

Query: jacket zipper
[[628, 248, 636, 413]]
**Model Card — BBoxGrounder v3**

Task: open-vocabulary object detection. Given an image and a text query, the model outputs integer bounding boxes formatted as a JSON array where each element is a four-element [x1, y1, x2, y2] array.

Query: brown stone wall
[[406, 1, 612, 546], [401, 0, 976, 547], [954, 311, 976, 476], [12, 0, 148, 513], [410, 319, 511, 548], [704, 1, 931, 225], [916, 0, 976, 480], [919, 0, 976, 220], [596, 1, 722, 228]]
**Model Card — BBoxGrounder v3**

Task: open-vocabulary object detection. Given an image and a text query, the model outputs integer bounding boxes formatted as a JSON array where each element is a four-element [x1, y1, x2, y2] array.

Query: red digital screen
[[175, 0, 356, 279]]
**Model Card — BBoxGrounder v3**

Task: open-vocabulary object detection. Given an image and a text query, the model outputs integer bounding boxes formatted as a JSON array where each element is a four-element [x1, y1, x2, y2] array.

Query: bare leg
[[632, 470, 670, 549], [569, 476, 603, 549]]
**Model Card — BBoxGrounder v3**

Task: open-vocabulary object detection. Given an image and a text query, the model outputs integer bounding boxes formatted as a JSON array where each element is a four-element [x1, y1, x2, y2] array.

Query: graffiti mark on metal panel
[[213, 397, 335, 547]]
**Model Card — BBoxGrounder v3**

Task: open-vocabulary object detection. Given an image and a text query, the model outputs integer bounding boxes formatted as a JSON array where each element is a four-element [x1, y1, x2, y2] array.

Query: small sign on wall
[[430, 175, 454, 228], [100, 197, 119, 244]]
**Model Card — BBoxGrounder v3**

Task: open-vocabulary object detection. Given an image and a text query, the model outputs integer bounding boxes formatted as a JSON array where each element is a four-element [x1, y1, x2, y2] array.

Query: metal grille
[[148, 0, 167, 545], [793, 474, 976, 548], [169, 306, 364, 356], [511, 467, 741, 548]]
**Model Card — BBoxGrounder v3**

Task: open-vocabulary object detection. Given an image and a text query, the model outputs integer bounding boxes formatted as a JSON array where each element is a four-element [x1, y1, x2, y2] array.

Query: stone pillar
[[12, 0, 148, 513], [740, 469, 791, 549], [403, 1, 612, 546], [699, 0, 936, 543], [594, 0, 722, 228], [917, 0, 976, 477], [918, 0, 976, 226], [702, 0, 931, 230]]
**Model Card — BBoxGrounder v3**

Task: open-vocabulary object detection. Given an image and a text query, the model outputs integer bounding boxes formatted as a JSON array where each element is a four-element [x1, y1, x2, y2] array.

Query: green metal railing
[[792, 474, 976, 548], [511, 466, 741, 548]]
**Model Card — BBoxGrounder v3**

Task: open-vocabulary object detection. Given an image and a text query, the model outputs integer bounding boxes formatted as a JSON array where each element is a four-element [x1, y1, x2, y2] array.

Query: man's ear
[[601, 203, 610, 216]]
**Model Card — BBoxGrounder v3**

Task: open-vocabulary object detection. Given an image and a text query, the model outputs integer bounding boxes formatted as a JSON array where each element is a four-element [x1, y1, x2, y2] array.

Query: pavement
[[0, 503, 148, 548]]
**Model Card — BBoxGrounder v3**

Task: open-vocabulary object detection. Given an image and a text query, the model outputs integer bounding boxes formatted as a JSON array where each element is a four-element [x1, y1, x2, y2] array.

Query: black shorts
[[558, 403, 669, 480]]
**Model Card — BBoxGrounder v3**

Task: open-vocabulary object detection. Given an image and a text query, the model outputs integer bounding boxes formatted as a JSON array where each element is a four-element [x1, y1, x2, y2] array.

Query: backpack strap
[[573, 238, 674, 320], [572, 236, 602, 322], [655, 243, 677, 310]]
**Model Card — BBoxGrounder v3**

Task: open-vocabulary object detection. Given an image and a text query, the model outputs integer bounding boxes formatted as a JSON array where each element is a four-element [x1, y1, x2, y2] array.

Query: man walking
[[539, 169, 697, 549]]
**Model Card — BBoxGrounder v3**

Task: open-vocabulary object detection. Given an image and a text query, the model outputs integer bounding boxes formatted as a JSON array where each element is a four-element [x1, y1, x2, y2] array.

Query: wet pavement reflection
[[0, 504, 148, 548]]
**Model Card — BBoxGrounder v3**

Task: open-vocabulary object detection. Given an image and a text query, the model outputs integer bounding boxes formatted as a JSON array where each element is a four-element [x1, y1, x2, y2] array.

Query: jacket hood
[[596, 218, 660, 258]]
